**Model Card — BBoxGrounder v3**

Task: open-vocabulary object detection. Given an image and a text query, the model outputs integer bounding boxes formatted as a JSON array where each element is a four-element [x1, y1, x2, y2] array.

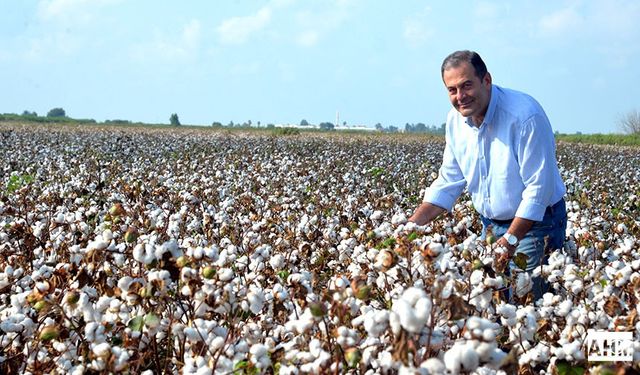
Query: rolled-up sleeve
[[423, 140, 467, 211], [515, 114, 557, 221]]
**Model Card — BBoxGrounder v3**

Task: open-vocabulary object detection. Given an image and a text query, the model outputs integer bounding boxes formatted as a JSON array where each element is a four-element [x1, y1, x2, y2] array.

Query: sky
[[1, 0, 639, 134]]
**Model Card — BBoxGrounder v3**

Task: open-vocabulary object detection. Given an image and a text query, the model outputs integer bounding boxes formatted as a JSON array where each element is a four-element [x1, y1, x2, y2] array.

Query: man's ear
[[483, 72, 492, 86]]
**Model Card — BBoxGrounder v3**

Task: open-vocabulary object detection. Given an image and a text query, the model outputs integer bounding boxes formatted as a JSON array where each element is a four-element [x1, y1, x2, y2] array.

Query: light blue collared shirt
[[424, 84, 566, 222]]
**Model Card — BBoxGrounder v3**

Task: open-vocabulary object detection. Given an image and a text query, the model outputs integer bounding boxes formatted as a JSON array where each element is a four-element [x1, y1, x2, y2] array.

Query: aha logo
[[586, 330, 634, 362]]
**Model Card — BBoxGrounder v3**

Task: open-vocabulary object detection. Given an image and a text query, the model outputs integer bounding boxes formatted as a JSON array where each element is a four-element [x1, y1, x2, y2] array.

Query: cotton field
[[0, 123, 639, 374]]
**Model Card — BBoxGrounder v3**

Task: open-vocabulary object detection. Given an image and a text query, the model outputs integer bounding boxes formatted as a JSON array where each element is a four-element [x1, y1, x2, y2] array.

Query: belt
[[486, 198, 565, 225]]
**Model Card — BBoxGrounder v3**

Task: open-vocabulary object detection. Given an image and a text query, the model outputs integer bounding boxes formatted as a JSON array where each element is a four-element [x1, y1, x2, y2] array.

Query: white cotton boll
[[370, 211, 384, 221], [102, 229, 113, 242], [92, 343, 111, 358], [401, 287, 428, 305], [562, 340, 584, 361], [427, 242, 444, 257], [460, 343, 480, 370], [487, 348, 507, 366], [247, 289, 265, 314], [389, 311, 401, 335], [515, 272, 532, 297], [89, 239, 110, 251], [269, 254, 285, 270], [542, 293, 555, 306], [441, 279, 454, 299], [420, 357, 446, 374], [391, 213, 407, 225], [475, 342, 495, 359], [556, 300, 573, 317], [184, 327, 202, 342], [444, 342, 480, 373], [414, 297, 432, 323], [218, 268, 233, 281], [250, 343, 267, 358], [482, 328, 496, 342], [571, 279, 583, 294], [470, 270, 484, 286], [393, 300, 422, 333]]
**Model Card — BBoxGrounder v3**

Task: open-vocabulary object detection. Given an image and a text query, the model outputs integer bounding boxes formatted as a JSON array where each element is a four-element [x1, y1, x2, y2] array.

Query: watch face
[[505, 233, 517, 246]]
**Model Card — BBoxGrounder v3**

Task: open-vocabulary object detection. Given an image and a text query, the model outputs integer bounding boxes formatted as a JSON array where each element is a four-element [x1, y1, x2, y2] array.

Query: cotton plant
[[0, 124, 639, 373]]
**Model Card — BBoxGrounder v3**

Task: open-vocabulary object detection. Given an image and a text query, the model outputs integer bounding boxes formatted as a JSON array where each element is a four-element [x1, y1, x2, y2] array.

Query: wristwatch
[[503, 233, 519, 247]]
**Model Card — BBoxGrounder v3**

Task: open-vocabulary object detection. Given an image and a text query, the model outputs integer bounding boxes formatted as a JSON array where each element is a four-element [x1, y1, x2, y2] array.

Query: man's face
[[443, 62, 492, 123]]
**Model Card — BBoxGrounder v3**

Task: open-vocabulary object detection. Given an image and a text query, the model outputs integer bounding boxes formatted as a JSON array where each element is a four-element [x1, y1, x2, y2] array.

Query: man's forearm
[[496, 216, 535, 253], [408, 202, 446, 226]]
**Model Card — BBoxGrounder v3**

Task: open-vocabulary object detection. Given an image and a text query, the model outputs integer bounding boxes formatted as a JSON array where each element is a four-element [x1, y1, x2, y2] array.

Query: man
[[409, 50, 567, 299]]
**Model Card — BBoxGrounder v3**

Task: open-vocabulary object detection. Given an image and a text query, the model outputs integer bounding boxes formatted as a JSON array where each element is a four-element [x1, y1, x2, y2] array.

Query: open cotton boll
[[269, 254, 285, 270], [391, 213, 407, 225], [555, 300, 573, 317], [132, 244, 156, 264], [247, 291, 265, 315], [470, 270, 484, 286], [92, 342, 111, 358], [515, 272, 532, 297], [420, 357, 445, 374], [444, 341, 479, 373], [391, 287, 432, 333]]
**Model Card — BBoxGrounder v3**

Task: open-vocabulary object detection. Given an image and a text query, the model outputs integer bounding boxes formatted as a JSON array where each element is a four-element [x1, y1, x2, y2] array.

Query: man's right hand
[[408, 202, 446, 225]]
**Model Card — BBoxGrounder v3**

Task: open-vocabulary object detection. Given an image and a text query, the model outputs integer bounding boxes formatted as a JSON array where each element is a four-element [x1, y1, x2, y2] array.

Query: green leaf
[[599, 279, 608, 287], [407, 232, 418, 242], [369, 167, 385, 178], [234, 360, 249, 370], [144, 312, 160, 329], [555, 360, 585, 375], [128, 316, 144, 332], [277, 270, 290, 281], [513, 252, 529, 270]]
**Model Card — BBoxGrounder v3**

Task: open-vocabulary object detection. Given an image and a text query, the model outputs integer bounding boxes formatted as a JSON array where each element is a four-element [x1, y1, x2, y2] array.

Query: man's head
[[441, 50, 492, 125]]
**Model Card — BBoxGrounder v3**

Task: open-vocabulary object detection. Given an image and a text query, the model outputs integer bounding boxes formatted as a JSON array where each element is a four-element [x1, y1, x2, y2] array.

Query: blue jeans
[[480, 199, 567, 299]]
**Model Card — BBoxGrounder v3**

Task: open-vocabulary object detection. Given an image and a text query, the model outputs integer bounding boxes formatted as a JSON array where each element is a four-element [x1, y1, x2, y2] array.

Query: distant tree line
[[0, 108, 96, 124]]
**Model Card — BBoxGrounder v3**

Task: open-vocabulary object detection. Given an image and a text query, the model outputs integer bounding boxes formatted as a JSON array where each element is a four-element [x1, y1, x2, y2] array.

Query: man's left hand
[[496, 236, 517, 255]]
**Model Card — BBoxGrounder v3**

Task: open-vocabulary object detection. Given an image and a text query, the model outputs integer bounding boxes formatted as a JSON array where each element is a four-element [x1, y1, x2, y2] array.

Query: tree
[[170, 113, 181, 126], [618, 109, 640, 134], [300, 119, 309, 126], [375, 123, 383, 131], [211, 122, 223, 128], [319, 122, 335, 131], [47, 108, 66, 117], [404, 123, 414, 133], [415, 123, 427, 133], [22, 110, 37, 117]]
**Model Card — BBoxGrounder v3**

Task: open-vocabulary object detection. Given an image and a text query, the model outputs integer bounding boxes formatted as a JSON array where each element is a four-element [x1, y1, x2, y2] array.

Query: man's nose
[[457, 90, 467, 102]]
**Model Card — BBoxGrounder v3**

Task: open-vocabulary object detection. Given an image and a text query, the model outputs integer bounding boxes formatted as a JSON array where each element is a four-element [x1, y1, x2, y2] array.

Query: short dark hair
[[441, 50, 488, 79]]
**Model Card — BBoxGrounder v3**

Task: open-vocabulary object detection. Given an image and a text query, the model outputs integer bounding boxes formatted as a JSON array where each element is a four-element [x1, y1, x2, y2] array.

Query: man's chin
[[456, 108, 474, 117]]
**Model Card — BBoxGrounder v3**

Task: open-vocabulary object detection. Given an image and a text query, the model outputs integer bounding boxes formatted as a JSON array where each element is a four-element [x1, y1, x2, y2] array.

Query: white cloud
[[37, 0, 120, 23], [217, 7, 272, 45], [292, 0, 355, 47], [473, 1, 500, 19], [132, 19, 202, 62], [403, 7, 433, 48], [296, 30, 319, 47], [538, 7, 584, 37]]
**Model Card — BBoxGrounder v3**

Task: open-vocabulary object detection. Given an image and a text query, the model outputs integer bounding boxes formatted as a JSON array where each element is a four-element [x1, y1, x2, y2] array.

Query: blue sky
[[1, 0, 639, 134]]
